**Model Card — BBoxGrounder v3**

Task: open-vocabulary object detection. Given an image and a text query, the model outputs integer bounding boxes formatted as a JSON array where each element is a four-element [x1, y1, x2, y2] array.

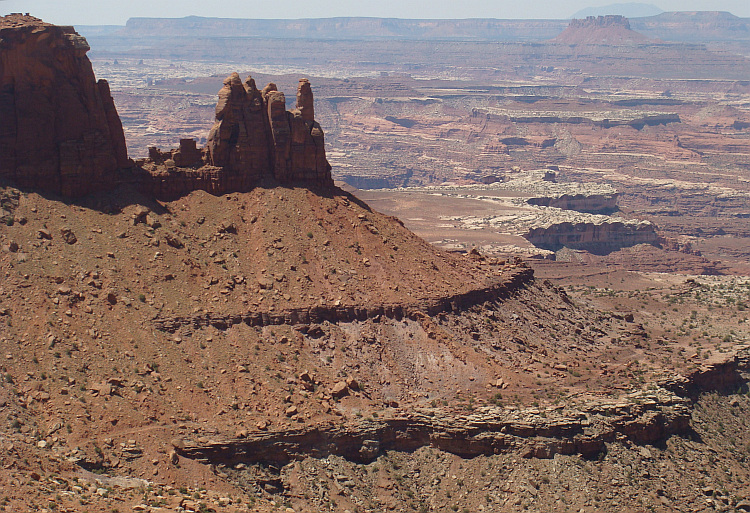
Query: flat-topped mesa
[[0, 14, 129, 197], [570, 15, 632, 30], [142, 72, 333, 198]]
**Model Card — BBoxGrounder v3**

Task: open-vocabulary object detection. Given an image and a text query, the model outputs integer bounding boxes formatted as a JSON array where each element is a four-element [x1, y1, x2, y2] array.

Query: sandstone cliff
[[0, 14, 128, 197], [0, 14, 332, 200], [524, 219, 658, 253]]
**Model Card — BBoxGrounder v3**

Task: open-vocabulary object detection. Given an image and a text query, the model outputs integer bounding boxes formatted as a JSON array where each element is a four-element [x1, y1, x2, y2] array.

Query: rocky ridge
[[174, 345, 749, 467], [478, 106, 680, 129], [175, 388, 691, 466]]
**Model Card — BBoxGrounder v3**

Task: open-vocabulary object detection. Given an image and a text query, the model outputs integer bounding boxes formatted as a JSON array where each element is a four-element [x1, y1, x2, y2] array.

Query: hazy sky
[[2, 0, 749, 26]]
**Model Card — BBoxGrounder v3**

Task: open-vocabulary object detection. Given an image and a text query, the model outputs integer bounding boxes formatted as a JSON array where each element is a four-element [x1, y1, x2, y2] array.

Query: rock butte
[[0, 13, 332, 199], [0, 14, 128, 196], [553, 15, 655, 45], [140, 74, 333, 199], [0, 12, 532, 315]]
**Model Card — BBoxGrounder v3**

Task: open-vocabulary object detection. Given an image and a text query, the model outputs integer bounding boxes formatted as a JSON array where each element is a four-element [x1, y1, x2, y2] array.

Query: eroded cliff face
[[524, 219, 659, 253], [526, 193, 619, 214], [0, 14, 128, 197]]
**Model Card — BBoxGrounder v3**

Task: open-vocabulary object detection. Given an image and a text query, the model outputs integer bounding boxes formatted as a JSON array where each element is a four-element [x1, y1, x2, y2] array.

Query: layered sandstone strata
[[0, 14, 128, 196]]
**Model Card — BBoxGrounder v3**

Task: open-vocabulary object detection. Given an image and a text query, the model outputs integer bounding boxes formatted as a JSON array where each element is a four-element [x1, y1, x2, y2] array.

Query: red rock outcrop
[[0, 15, 331, 200], [0, 14, 128, 197], [205, 73, 272, 189], [140, 73, 333, 198]]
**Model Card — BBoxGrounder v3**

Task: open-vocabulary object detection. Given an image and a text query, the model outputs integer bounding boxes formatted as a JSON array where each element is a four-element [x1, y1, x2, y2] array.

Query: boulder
[[331, 381, 349, 399]]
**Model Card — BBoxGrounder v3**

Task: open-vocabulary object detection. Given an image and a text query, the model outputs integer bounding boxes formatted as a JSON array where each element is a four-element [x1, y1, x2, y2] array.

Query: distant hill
[[572, 3, 664, 19]]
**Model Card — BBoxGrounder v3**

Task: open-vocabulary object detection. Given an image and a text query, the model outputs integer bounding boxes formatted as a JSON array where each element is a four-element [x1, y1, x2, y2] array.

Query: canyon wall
[[524, 220, 659, 253], [526, 193, 619, 214]]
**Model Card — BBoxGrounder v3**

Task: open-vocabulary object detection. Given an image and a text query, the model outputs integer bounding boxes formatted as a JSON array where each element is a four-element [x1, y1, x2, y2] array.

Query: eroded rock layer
[[0, 14, 128, 197], [174, 349, 750, 467]]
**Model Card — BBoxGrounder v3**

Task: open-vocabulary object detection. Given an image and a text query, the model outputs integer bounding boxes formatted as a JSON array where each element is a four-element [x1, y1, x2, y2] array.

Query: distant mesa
[[553, 15, 655, 44], [631, 11, 750, 43], [85, 12, 750, 44], [0, 13, 332, 199], [571, 3, 664, 19]]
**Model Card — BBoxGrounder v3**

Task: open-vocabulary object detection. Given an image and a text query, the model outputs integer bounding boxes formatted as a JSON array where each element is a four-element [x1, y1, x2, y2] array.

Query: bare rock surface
[[0, 14, 128, 197], [140, 73, 332, 199]]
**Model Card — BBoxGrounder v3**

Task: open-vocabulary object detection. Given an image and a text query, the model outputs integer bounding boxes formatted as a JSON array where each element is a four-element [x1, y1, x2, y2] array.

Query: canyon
[[74, 12, 750, 272], [1, 10, 750, 513]]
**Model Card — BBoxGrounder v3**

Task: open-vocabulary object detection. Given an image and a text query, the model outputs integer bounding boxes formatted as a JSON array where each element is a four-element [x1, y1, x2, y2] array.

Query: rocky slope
[[2, 13, 750, 513]]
